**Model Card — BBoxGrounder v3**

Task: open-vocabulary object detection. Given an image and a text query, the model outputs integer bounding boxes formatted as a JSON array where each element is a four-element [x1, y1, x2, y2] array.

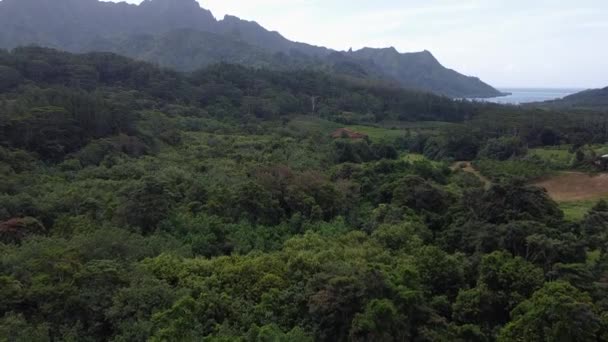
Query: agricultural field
[[534, 172, 608, 220], [286, 116, 341, 135], [345, 125, 410, 141], [287, 116, 413, 142], [534, 172, 608, 202], [378, 120, 461, 130], [468, 144, 608, 220], [346, 121, 459, 141]]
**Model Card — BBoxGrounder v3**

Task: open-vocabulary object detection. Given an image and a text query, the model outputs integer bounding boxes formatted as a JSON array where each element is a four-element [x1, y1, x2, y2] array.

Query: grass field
[[378, 120, 460, 130], [345, 125, 409, 141], [528, 146, 573, 169], [559, 200, 600, 221], [287, 116, 341, 135], [287, 116, 457, 142], [287, 116, 409, 141], [347, 121, 461, 142]]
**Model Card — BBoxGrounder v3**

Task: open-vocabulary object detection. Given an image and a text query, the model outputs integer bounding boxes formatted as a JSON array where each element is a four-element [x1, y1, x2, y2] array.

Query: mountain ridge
[[539, 86, 608, 110], [0, 0, 503, 98]]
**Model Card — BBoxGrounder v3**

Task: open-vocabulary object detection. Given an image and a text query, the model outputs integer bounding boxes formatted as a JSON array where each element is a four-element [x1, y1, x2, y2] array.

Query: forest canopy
[[1, 47, 608, 341]]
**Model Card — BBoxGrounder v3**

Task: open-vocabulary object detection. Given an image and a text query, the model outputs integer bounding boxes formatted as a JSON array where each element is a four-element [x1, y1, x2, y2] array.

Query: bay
[[477, 88, 584, 105]]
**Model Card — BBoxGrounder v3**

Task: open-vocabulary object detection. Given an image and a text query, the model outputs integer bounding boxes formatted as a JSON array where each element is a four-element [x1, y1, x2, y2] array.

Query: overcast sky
[[112, 0, 607, 89]]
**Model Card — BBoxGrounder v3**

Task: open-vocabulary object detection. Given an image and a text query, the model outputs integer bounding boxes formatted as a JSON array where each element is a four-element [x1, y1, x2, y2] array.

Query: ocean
[[476, 88, 584, 105]]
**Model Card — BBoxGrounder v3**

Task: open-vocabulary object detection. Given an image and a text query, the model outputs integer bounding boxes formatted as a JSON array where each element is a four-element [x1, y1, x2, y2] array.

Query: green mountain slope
[[348, 48, 502, 98], [541, 87, 608, 110], [0, 0, 502, 98]]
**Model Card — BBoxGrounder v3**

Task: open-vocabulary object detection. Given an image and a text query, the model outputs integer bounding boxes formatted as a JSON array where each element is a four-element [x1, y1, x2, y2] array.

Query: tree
[[0, 217, 45, 244], [414, 246, 465, 298], [390, 176, 450, 214], [0, 313, 50, 342], [459, 181, 563, 224], [0, 65, 22, 91], [498, 282, 601, 342], [246, 324, 313, 342], [108, 275, 186, 342], [478, 137, 527, 161], [116, 177, 177, 233], [151, 293, 233, 342], [2, 106, 82, 161], [308, 274, 369, 342], [453, 251, 544, 331], [349, 299, 409, 342]]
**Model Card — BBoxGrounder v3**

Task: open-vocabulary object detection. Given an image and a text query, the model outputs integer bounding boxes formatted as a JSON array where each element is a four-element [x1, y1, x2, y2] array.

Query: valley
[[1, 1, 608, 341]]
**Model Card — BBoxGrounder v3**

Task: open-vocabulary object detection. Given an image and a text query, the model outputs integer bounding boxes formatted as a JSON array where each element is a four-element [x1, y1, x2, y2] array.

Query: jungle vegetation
[[1, 47, 608, 341]]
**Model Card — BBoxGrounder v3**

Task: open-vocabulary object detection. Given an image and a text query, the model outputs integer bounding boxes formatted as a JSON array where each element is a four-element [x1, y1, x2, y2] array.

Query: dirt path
[[534, 172, 608, 202], [451, 161, 491, 188]]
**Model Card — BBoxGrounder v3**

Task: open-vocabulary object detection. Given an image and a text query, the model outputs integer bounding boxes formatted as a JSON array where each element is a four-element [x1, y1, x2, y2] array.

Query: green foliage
[[528, 146, 574, 170], [453, 251, 544, 332], [1, 46, 608, 342], [116, 177, 178, 233], [474, 158, 550, 182], [544, 87, 608, 110], [498, 282, 602, 342], [349, 299, 409, 342], [457, 181, 563, 225], [0, 313, 50, 342], [478, 136, 527, 161], [0, 65, 22, 91]]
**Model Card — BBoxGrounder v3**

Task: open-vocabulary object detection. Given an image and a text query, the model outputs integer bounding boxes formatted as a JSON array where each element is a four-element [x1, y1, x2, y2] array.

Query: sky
[[111, 0, 608, 89]]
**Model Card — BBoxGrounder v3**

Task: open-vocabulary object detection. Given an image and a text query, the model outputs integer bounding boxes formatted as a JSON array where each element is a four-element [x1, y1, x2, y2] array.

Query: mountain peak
[[0, 0, 501, 98], [140, 0, 202, 10], [143, 0, 200, 6]]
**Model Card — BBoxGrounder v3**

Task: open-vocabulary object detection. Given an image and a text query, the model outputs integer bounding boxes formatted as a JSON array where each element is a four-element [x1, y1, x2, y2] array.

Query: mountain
[[0, 0, 502, 98], [347, 48, 501, 98], [540, 87, 608, 110]]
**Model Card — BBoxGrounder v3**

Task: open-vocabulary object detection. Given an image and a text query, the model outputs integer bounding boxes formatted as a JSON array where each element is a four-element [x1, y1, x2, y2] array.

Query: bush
[[478, 136, 527, 161]]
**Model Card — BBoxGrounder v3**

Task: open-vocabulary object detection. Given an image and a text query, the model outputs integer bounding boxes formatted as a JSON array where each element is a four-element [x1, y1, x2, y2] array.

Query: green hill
[[541, 87, 608, 110]]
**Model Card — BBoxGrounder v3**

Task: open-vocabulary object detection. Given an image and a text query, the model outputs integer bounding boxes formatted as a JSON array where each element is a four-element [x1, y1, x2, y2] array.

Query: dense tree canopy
[[1, 48, 608, 341]]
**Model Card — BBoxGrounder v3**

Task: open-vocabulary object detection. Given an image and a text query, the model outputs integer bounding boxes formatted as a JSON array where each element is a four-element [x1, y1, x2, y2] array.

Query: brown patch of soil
[[534, 172, 608, 202]]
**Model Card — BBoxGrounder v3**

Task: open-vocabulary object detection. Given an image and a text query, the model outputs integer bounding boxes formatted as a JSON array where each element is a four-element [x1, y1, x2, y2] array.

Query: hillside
[[0, 0, 502, 98], [348, 48, 502, 98], [541, 87, 608, 110]]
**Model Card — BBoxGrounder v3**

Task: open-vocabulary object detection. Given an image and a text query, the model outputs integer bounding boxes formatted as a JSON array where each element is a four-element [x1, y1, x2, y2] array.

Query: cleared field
[[287, 116, 341, 134], [378, 120, 460, 130], [528, 147, 573, 169], [287, 117, 413, 141], [346, 125, 409, 141], [534, 172, 608, 220], [286, 116, 463, 143], [559, 200, 600, 221], [534, 172, 608, 202]]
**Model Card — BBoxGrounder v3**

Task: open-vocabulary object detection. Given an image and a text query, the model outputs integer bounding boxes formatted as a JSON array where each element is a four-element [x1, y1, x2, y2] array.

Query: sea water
[[479, 88, 584, 105]]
